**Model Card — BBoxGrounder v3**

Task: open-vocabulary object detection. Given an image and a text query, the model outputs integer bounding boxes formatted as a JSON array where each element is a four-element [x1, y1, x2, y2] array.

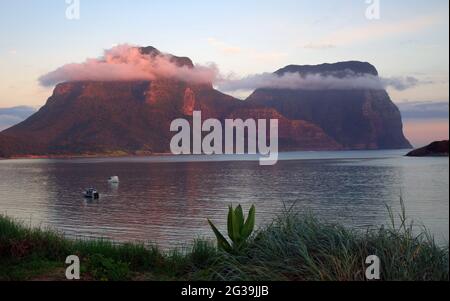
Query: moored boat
[[83, 188, 100, 199]]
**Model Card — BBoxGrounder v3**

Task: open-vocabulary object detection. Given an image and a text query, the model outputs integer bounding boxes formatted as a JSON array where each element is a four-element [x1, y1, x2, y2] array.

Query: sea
[[0, 150, 448, 249]]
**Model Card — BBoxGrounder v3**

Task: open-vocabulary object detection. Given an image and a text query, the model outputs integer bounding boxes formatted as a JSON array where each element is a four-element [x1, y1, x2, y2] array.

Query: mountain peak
[[138, 46, 194, 69], [275, 61, 379, 77], [139, 46, 161, 56]]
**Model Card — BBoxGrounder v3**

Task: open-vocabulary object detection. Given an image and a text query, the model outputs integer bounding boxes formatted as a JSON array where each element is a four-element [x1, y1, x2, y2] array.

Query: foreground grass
[[0, 211, 448, 281]]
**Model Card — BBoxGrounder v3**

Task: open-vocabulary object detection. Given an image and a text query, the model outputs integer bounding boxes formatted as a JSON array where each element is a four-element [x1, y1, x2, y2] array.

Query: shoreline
[[0, 148, 415, 161], [0, 152, 174, 161], [0, 210, 448, 281]]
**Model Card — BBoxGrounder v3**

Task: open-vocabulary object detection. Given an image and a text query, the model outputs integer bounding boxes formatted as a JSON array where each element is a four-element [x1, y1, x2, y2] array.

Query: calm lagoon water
[[0, 150, 448, 248]]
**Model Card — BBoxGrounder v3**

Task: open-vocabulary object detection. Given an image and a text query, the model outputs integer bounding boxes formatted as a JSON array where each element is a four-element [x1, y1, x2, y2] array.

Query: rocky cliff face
[[2, 80, 231, 155], [226, 108, 341, 150], [2, 79, 333, 156], [0, 133, 45, 157], [247, 62, 412, 150], [0, 50, 411, 157]]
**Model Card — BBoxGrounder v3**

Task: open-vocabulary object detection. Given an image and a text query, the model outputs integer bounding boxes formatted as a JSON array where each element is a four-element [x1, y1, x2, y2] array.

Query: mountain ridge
[[0, 47, 412, 158], [247, 61, 411, 150], [275, 61, 379, 77]]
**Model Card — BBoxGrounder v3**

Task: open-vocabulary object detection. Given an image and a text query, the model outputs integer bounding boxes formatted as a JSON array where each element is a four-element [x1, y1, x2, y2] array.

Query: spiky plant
[[208, 204, 255, 253]]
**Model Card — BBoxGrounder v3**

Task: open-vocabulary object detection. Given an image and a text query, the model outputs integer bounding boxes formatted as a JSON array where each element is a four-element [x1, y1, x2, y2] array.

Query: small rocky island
[[406, 140, 449, 157]]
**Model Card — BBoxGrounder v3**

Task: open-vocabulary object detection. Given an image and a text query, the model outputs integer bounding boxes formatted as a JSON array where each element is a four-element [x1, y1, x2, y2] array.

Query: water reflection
[[0, 151, 448, 249]]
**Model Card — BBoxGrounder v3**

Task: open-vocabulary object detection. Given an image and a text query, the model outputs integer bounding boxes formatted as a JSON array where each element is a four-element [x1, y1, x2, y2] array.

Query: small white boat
[[83, 188, 100, 199], [108, 176, 120, 183]]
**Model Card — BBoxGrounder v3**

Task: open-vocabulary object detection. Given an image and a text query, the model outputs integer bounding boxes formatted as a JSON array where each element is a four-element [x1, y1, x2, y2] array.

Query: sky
[[0, 0, 448, 146]]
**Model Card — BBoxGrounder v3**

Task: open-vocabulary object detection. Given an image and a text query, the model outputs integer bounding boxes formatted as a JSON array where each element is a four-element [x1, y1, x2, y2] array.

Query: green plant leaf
[[227, 205, 241, 245], [231, 207, 241, 244], [235, 205, 245, 231], [208, 219, 232, 252], [241, 205, 256, 239], [227, 206, 235, 242]]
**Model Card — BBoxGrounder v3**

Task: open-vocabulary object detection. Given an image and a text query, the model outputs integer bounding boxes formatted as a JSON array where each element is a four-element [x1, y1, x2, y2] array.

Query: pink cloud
[[39, 44, 219, 87]]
